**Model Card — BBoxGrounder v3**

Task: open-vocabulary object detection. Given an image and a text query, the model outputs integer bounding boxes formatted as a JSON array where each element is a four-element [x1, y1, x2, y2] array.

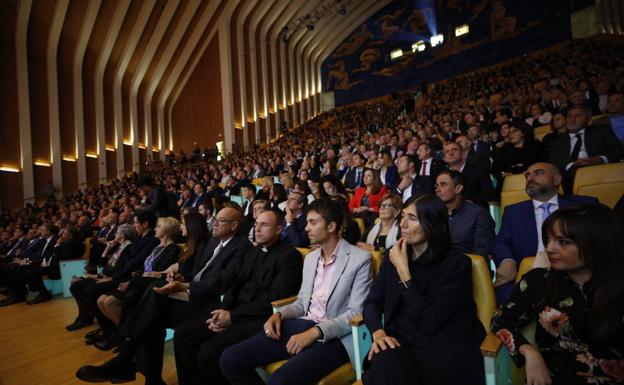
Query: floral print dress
[[491, 268, 624, 384]]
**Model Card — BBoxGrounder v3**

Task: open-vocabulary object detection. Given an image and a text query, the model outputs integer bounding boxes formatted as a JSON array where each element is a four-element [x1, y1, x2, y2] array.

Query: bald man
[[492, 162, 597, 303], [77, 207, 253, 384]]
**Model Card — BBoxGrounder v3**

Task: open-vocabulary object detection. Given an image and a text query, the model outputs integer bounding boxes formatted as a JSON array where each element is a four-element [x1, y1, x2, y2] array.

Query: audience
[[492, 204, 624, 385], [280, 191, 310, 248], [349, 169, 389, 227]]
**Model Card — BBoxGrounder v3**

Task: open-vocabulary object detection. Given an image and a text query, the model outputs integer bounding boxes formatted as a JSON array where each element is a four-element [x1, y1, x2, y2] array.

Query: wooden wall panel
[[0, 173, 23, 213], [28, 0, 55, 164], [0, 0, 21, 169], [259, 117, 266, 144], [61, 161, 78, 196], [247, 121, 256, 146], [58, 0, 89, 158], [86, 157, 98, 187], [33, 165, 52, 204], [123, 145, 132, 173], [171, 32, 224, 153], [234, 128, 244, 152], [105, 150, 116, 182]]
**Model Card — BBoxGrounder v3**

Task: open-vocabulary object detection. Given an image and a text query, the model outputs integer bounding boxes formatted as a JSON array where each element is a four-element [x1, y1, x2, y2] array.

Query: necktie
[[420, 161, 428, 176], [569, 133, 583, 162], [540, 202, 553, 228], [355, 169, 361, 186], [193, 242, 224, 282]]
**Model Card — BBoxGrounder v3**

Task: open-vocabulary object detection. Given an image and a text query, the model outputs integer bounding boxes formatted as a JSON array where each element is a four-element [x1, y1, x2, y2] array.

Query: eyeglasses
[[379, 203, 396, 209]]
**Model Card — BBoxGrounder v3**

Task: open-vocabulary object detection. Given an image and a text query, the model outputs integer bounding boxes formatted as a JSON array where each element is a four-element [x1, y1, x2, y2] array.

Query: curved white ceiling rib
[[94, 1, 129, 183], [72, 0, 101, 188], [112, 0, 156, 177], [128, 0, 179, 169], [47, 0, 70, 190], [16, 0, 33, 203]]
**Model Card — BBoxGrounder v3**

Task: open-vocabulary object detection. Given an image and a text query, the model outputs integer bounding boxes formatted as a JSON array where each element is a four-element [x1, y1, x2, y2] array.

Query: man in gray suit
[[220, 198, 373, 385]]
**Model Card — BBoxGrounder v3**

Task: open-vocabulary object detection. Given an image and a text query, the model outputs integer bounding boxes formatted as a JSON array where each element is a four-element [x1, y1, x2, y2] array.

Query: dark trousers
[[84, 281, 118, 334], [220, 319, 350, 385], [173, 314, 265, 385], [23, 265, 54, 296], [116, 280, 219, 383], [69, 278, 100, 322], [6, 263, 29, 299], [363, 345, 484, 385]]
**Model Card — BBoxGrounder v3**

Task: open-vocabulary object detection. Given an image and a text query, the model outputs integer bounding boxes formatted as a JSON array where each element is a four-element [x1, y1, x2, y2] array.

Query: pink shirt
[[303, 239, 342, 323]]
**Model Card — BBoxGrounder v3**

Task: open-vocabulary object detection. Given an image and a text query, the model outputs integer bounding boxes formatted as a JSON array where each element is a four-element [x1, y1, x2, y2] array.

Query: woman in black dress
[[492, 204, 624, 385], [362, 194, 485, 385]]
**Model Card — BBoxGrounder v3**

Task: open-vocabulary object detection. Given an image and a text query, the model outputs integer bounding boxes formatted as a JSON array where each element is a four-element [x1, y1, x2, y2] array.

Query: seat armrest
[[350, 314, 364, 326], [271, 295, 297, 312], [480, 332, 502, 357]]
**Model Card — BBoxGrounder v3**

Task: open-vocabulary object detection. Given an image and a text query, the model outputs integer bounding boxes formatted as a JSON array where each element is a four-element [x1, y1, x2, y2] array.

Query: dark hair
[[306, 198, 345, 234], [267, 208, 286, 227], [179, 212, 209, 262], [497, 106, 513, 119], [199, 199, 214, 214], [319, 175, 347, 198], [137, 175, 155, 187], [46, 224, 60, 237], [437, 169, 465, 188], [509, 121, 534, 143], [542, 204, 624, 344], [271, 183, 288, 204], [134, 211, 157, 229], [402, 194, 451, 262]]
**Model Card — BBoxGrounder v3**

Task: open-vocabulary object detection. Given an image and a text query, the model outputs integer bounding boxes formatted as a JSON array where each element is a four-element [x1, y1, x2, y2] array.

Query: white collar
[[532, 194, 559, 209], [568, 128, 585, 138]]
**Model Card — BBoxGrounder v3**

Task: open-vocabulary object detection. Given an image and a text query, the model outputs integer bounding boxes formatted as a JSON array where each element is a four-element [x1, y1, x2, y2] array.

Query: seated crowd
[[0, 36, 623, 385]]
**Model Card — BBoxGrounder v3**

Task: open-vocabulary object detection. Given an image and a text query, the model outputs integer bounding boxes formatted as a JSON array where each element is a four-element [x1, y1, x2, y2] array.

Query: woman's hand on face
[[389, 238, 411, 281]]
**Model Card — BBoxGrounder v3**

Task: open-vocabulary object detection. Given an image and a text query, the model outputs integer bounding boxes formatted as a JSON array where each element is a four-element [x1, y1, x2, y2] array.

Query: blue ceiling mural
[[322, 0, 594, 106]]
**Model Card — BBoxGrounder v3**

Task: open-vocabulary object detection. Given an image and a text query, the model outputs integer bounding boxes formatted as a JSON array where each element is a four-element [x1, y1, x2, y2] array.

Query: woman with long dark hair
[[362, 194, 485, 385], [492, 204, 624, 385]]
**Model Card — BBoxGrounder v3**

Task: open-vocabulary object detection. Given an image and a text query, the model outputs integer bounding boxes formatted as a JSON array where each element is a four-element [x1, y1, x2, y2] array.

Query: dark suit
[[141, 187, 168, 217], [343, 167, 365, 190], [110, 230, 159, 283], [362, 250, 485, 385], [190, 193, 207, 208], [492, 194, 598, 303], [280, 213, 310, 247], [6, 236, 59, 299], [549, 125, 623, 192], [241, 199, 255, 221], [109, 236, 253, 383], [381, 164, 399, 190], [88, 225, 117, 267], [397, 158, 445, 199], [174, 240, 303, 385]]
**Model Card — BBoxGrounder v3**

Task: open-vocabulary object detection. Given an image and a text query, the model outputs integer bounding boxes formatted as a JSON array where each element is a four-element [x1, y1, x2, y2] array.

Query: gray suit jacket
[[279, 240, 372, 366]]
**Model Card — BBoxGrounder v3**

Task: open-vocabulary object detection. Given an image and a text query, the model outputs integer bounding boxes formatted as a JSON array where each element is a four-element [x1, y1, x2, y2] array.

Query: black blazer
[[111, 231, 159, 282], [549, 125, 623, 172], [101, 245, 134, 278], [221, 240, 302, 323], [139, 243, 180, 273], [343, 167, 365, 190], [32, 236, 58, 266], [363, 249, 485, 385], [188, 234, 253, 306]]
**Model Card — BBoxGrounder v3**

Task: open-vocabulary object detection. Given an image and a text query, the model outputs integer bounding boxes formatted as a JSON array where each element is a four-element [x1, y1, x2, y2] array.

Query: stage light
[[455, 24, 469, 37], [431, 34, 444, 47], [390, 49, 403, 60], [412, 40, 426, 52]]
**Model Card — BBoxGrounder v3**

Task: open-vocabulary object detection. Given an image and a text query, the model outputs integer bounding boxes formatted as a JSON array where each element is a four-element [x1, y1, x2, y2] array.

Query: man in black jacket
[[137, 175, 168, 218], [75, 207, 253, 384], [549, 104, 623, 192], [443, 142, 496, 209]]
